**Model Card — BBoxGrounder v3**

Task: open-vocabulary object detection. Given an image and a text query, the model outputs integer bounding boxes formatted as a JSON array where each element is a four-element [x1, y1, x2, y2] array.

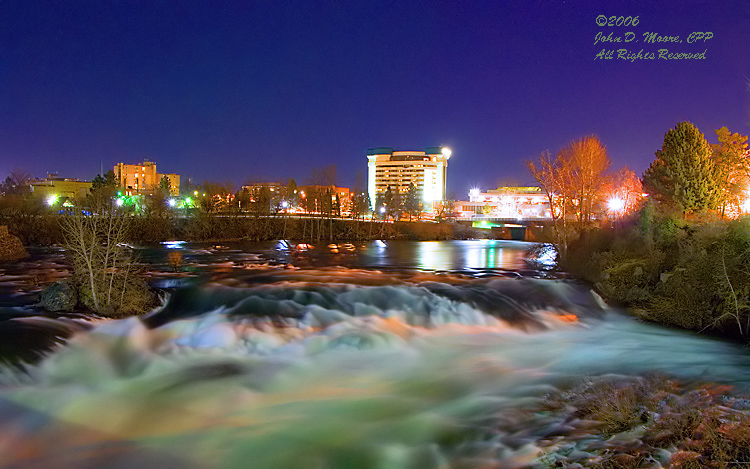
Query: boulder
[[0, 225, 28, 261], [40, 280, 78, 312]]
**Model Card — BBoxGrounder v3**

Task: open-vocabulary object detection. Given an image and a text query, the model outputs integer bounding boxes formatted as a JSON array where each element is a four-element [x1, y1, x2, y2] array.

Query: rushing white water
[[1, 242, 750, 468]]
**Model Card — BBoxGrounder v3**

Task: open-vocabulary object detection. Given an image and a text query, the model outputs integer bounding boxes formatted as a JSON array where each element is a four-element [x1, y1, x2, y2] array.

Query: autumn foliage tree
[[712, 126, 749, 218], [605, 167, 643, 213], [528, 136, 611, 256], [560, 136, 611, 227]]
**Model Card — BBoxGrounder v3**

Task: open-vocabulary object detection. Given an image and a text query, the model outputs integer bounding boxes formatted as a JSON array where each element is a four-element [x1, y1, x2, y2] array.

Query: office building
[[114, 160, 180, 196], [30, 173, 92, 201]]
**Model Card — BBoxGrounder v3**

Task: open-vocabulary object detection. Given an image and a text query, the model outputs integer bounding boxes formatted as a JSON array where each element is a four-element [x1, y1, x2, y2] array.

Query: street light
[[607, 196, 625, 213]]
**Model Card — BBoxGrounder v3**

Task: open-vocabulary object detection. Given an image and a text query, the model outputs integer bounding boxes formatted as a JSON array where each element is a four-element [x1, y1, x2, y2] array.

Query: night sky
[[2, 1, 749, 198]]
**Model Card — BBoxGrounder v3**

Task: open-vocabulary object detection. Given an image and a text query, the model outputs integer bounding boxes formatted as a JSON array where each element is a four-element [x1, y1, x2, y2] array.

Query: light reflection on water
[[135, 239, 537, 273], [365, 239, 533, 271]]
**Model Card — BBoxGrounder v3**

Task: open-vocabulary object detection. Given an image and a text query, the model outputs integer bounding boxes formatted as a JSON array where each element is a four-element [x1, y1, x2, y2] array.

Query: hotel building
[[367, 146, 451, 210]]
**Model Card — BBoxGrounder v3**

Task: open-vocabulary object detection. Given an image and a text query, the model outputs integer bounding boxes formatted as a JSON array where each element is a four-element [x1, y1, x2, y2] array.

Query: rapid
[[0, 240, 749, 468]]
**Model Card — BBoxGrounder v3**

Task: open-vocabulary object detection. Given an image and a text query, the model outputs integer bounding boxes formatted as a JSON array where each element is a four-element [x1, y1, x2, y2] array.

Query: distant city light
[[607, 196, 626, 213], [168, 198, 176, 207], [281, 201, 289, 208], [115, 198, 124, 207], [469, 187, 480, 199], [379, 207, 385, 213], [441, 147, 452, 158], [46, 195, 58, 206]]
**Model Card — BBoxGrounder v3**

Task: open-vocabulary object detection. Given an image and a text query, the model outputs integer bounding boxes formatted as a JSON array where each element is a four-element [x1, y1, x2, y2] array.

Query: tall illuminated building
[[366, 146, 451, 210], [114, 160, 180, 196]]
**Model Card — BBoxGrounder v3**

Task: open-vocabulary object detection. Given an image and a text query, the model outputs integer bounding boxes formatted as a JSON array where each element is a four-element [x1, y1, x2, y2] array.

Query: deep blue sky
[[2, 0, 749, 198]]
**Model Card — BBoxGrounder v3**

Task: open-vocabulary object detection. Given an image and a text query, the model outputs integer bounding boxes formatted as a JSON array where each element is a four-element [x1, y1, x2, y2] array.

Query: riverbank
[[1, 213, 494, 245], [563, 213, 750, 343]]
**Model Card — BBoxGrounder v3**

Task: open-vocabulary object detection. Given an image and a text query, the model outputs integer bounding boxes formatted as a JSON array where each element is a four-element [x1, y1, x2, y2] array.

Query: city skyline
[[2, 1, 749, 196]]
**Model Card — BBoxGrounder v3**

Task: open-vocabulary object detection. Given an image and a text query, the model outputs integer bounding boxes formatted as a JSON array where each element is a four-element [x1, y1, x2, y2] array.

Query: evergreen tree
[[333, 193, 341, 218], [403, 183, 421, 221], [285, 179, 298, 209], [158, 175, 172, 194], [390, 189, 402, 221], [236, 187, 251, 211], [643, 121, 720, 215], [382, 186, 394, 220]]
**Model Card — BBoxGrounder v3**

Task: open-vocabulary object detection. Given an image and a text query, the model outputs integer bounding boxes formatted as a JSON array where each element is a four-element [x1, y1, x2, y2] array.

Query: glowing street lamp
[[607, 196, 626, 214], [168, 198, 176, 207], [116, 198, 124, 207], [441, 147, 452, 158], [46, 194, 58, 206]]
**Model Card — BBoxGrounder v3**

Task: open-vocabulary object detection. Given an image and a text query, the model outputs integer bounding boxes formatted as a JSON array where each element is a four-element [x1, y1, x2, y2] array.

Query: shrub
[[61, 206, 158, 317]]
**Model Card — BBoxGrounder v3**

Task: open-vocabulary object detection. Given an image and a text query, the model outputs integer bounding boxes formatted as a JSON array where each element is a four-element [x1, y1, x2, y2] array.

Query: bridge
[[455, 216, 554, 242]]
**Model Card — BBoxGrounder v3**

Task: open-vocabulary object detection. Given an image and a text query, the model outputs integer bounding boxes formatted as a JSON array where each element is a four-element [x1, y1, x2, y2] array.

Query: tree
[[61, 201, 155, 316], [712, 127, 749, 218], [606, 167, 643, 214], [88, 170, 119, 208], [158, 175, 172, 195], [199, 181, 234, 213], [1, 168, 31, 196], [350, 191, 371, 220], [528, 150, 566, 224], [284, 179, 299, 210], [403, 183, 421, 221], [321, 187, 333, 217], [251, 186, 272, 216], [91, 170, 118, 193], [435, 199, 456, 222], [558, 136, 610, 228], [381, 186, 394, 220], [235, 187, 251, 211], [333, 193, 341, 218], [528, 137, 610, 258], [390, 189, 402, 221], [643, 122, 720, 216], [374, 188, 392, 220]]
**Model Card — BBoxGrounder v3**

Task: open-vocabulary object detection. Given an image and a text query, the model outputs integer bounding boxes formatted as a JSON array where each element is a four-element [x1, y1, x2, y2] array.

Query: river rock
[[40, 281, 78, 312], [0, 225, 28, 261]]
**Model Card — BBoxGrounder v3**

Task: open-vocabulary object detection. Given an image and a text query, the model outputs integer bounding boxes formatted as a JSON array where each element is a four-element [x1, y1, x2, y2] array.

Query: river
[[0, 239, 749, 468]]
